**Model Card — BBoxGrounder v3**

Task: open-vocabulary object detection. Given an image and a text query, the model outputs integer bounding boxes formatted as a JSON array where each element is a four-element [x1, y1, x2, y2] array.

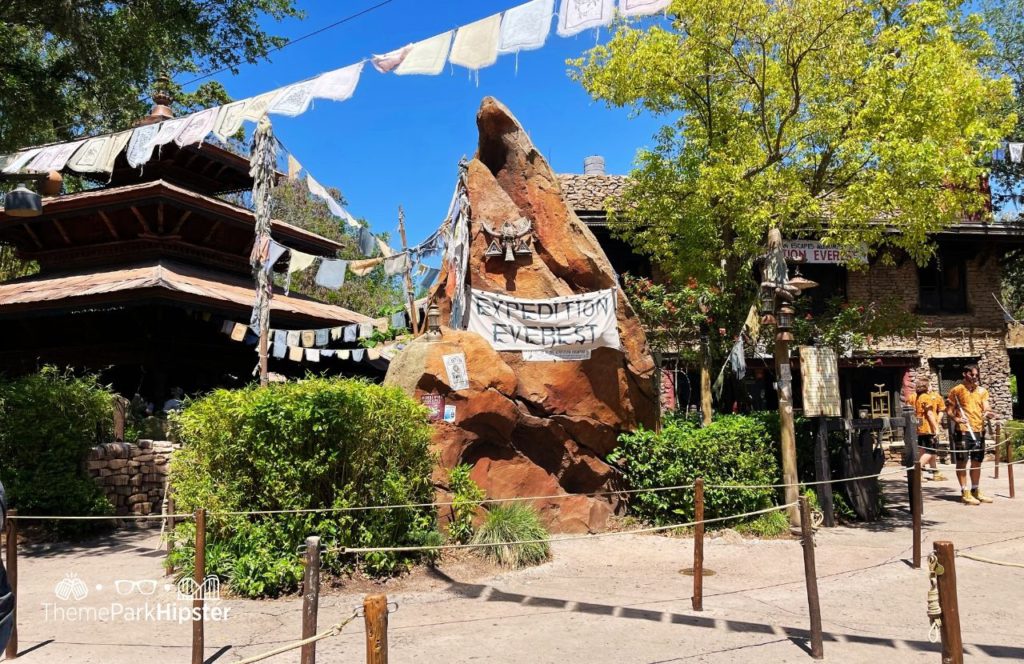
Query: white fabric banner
[[125, 124, 161, 168], [213, 100, 249, 140], [26, 140, 86, 172], [498, 0, 554, 54], [449, 13, 502, 70], [396, 31, 453, 76], [468, 288, 620, 351], [619, 0, 670, 16], [269, 81, 316, 117], [175, 107, 219, 147], [557, 0, 615, 37], [310, 62, 364, 101]]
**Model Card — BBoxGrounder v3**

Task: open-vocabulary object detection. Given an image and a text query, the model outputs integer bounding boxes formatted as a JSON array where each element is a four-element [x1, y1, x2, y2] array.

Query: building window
[[930, 358, 979, 396], [800, 264, 847, 315], [918, 255, 967, 314]]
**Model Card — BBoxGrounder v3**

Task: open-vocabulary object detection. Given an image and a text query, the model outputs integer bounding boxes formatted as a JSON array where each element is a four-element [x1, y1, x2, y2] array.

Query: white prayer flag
[[468, 288, 620, 352], [269, 81, 316, 117], [619, 0, 670, 16], [310, 62, 364, 102], [450, 14, 502, 70], [66, 131, 132, 174], [148, 117, 190, 151], [557, 0, 615, 36], [2, 148, 42, 174], [125, 124, 161, 168], [498, 0, 555, 54], [372, 44, 413, 73], [26, 140, 86, 172], [241, 91, 278, 121], [287, 155, 302, 179], [396, 31, 454, 76], [1010, 143, 1024, 164], [213, 100, 249, 140], [175, 107, 219, 147]]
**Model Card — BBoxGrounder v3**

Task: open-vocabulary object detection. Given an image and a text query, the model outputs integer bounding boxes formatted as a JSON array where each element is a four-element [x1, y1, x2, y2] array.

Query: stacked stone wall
[[87, 440, 176, 519]]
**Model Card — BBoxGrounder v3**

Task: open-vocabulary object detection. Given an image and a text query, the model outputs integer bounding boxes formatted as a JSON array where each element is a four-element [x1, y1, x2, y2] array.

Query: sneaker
[[961, 490, 981, 506], [932, 472, 948, 482], [972, 490, 993, 504]]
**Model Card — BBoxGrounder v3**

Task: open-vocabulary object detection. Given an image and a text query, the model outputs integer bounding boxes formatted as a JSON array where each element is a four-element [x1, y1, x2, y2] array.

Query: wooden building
[[0, 114, 371, 404]]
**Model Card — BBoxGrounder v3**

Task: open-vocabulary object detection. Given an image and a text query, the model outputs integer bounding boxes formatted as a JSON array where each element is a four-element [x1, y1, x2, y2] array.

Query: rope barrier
[[8, 512, 194, 521], [956, 552, 1024, 569], [232, 610, 360, 664], [326, 502, 797, 555], [704, 464, 915, 490]]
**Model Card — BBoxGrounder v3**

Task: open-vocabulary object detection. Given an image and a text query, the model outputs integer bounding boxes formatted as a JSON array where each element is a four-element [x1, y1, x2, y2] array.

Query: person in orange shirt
[[946, 364, 997, 505], [909, 376, 947, 482]]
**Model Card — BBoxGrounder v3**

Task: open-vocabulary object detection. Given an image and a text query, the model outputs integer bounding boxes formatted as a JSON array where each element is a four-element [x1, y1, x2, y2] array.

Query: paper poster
[[421, 394, 444, 421], [443, 405, 457, 423], [799, 346, 841, 417], [442, 353, 470, 391], [522, 348, 592, 362]]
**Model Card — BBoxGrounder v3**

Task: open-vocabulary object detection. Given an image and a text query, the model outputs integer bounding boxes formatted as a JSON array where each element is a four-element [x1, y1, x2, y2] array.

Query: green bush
[[472, 504, 550, 569], [0, 367, 114, 534], [448, 464, 484, 544], [168, 377, 439, 597], [734, 510, 790, 538], [1007, 421, 1024, 461], [611, 415, 780, 526]]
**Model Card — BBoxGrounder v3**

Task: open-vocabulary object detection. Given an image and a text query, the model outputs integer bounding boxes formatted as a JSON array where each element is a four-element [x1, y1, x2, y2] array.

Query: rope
[[8, 513, 193, 521], [956, 552, 1024, 569], [326, 502, 797, 555], [231, 609, 359, 664], [704, 464, 914, 490]]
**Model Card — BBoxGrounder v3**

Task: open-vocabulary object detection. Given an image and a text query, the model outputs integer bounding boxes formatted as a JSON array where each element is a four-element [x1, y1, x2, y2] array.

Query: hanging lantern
[[759, 282, 776, 315], [426, 304, 442, 339], [2, 183, 41, 218], [777, 304, 795, 331]]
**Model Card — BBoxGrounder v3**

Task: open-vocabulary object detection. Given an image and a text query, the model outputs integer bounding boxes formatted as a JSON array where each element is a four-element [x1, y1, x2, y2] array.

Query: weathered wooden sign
[[799, 346, 841, 417], [467, 288, 620, 352]]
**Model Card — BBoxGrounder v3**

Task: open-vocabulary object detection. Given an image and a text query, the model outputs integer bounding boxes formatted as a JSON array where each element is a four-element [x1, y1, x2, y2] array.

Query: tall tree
[[573, 0, 1014, 294], [0, 0, 299, 152]]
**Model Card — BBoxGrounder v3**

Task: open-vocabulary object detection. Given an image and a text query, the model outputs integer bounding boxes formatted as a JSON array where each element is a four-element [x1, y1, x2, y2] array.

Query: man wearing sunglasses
[[946, 364, 997, 505], [0, 479, 13, 654]]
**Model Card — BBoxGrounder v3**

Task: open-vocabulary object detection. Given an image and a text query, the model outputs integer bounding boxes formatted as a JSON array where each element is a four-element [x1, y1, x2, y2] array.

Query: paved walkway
[[3, 468, 1022, 663]]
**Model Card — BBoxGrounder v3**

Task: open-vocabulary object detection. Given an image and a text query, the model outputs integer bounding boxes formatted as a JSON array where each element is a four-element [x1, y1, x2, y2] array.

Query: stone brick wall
[[558, 174, 628, 211], [87, 440, 176, 518]]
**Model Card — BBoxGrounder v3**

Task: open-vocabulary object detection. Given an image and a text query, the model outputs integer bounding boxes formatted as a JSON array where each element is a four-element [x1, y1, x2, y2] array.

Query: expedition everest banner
[[468, 288, 620, 352]]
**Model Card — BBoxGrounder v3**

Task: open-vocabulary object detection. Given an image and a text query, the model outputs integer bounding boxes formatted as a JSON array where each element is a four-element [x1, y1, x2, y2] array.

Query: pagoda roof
[[0, 179, 344, 275], [101, 140, 255, 194], [0, 259, 371, 326]]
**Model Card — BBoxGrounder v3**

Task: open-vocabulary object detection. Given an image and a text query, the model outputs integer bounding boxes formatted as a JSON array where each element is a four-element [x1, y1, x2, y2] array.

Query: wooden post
[[363, 593, 389, 664], [164, 493, 176, 576], [301, 536, 321, 664], [4, 509, 17, 661], [397, 206, 420, 334], [692, 478, 704, 612], [1007, 433, 1015, 499], [192, 508, 206, 664], [912, 462, 922, 569], [798, 497, 824, 659], [814, 417, 835, 527], [933, 541, 963, 664], [994, 423, 1001, 479]]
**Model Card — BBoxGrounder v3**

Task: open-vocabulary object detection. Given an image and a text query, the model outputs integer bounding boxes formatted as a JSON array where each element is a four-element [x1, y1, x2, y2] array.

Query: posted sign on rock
[[799, 346, 841, 417], [468, 288, 620, 352]]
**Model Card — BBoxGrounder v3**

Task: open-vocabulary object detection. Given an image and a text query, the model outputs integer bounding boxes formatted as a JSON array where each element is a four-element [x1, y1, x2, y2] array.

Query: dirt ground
[[3, 467, 1022, 664]]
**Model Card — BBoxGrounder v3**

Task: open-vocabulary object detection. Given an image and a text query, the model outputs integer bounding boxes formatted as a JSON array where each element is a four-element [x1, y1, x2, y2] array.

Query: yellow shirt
[[947, 384, 989, 433], [910, 391, 945, 435]]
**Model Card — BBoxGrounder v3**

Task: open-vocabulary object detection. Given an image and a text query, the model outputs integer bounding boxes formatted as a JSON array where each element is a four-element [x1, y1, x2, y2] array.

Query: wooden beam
[[158, 203, 165, 234], [202, 220, 222, 244], [22, 224, 43, 250], [131, 205, 152, 233], [52, 219, 72, 245], [98, 210, 120, 240], [171, 210, 192, 235]]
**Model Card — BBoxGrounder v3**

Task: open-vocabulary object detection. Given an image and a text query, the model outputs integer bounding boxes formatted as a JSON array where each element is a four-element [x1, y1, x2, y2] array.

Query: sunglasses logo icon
[[114, 580, 158, 596]]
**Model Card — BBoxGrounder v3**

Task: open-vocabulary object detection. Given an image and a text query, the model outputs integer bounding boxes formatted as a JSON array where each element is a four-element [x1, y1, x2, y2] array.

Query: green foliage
[[168, 377, 438, 597], [734, 510, 790, 538], [983, 0, 1024, 217], [1007, 421, 1024, 461], [472, 504, 551, 569], [448, 464, 484, 544], [0, 1, 299, 153], [0, 367, 114, 534], [572, 0, 1014, 302], [789, 297, 922, 356], [611, 415, 781, 526]]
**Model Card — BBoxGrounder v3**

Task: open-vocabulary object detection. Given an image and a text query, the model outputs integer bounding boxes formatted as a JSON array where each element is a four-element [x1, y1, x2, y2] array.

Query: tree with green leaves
[[0, 0, 299, 153], [573, 0, 1014, 295]]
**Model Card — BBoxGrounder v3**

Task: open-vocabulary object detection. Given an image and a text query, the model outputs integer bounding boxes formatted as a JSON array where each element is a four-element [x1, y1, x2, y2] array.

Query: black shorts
[[952, 430, 986, 464], [917, 434, 936, 454]]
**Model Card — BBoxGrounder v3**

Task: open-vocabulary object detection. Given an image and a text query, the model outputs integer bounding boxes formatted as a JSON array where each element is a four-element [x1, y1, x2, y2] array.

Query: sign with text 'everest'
[[468, 288, 620, 352], [783, 240, 866, 265]]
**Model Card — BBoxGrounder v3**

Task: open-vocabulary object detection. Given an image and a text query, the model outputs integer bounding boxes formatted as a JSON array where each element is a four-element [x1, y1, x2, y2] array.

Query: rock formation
[[385, 98, 657, 532]]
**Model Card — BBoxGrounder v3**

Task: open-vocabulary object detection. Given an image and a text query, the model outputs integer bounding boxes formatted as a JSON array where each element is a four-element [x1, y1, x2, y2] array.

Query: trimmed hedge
[[0, 367, 114, 534], [169, 377, 439, 597]]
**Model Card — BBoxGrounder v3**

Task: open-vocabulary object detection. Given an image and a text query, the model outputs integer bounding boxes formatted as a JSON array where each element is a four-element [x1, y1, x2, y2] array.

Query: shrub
[[611, 415, 780, 526], [734, 510, 790, 538], [472, 504, 550, 569], [1007, 421, 1024, 461], [168, 377, 439, 597], [448, 464, 484, 544], [0, 367, 114, 534]]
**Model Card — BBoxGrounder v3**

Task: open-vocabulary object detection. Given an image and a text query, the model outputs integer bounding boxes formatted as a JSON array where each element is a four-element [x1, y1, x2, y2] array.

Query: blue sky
[[182, 0, 666, 245]]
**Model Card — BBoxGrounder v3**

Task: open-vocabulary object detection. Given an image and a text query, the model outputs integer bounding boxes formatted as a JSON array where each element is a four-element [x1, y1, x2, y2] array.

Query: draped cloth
[[214, 100, 249, 141], [66, 131, 132, 174], [269, 81, 316, 117], [310, 62, 364, 102], [315, 258, 348, 289], [557, 0, 615, 36], [498, 0, 554, 54], [450, 14, 502, 70], [372, 45, 412, 73], [619, 0, 670, 16], [396, 31, 454, 75], [175, 107, 219, 147], [27, 140, 86, 172], [149, 117, 190, 151], [2, 148, 42, 174], [126, 124, 161, 168], [241, 91, 278, 122]]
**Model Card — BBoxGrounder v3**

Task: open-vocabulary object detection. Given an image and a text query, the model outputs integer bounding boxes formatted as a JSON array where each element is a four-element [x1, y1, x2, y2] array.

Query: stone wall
[[87, 440, 176, 518]]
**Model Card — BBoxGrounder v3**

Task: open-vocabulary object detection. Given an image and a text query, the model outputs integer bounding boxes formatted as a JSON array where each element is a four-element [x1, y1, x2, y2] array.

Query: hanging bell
[[3, 183, 42, 218]]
